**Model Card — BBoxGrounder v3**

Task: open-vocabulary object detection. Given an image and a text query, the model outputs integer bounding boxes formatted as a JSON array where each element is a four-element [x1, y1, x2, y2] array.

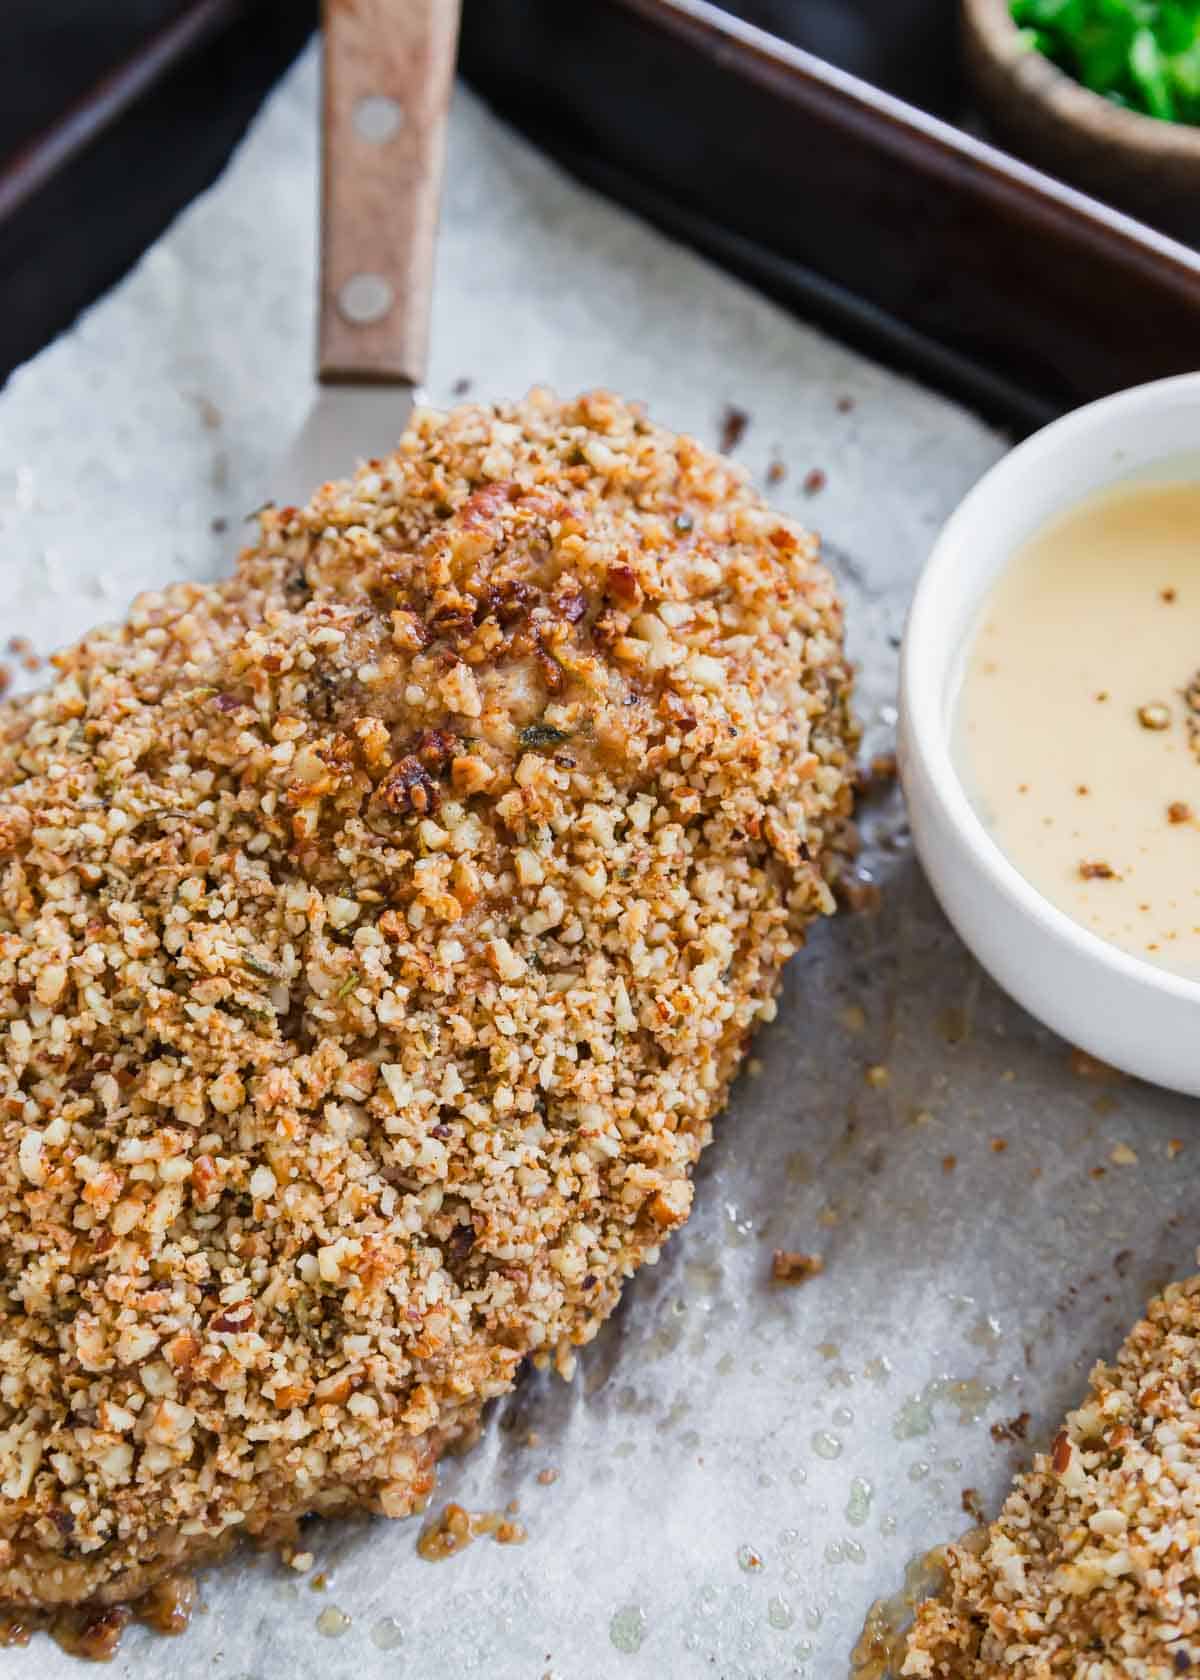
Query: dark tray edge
[[0, 0, 315, 384], [0, 0, 248, 223], [7, 0, 1200, 429], [460, 0, 1200, 430], [643, 0, 1200, 292], [523, 127, 1058, 434]]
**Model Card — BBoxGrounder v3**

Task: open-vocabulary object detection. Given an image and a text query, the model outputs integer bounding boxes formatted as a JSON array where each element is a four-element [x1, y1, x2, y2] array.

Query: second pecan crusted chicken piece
[[903, 1273, 1200, 1679], [0, 390, 855, 1618]]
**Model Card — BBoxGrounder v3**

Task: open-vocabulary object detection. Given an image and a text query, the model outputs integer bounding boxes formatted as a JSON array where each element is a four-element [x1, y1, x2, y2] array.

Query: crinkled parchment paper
[[2, 44, 1195, 1680]]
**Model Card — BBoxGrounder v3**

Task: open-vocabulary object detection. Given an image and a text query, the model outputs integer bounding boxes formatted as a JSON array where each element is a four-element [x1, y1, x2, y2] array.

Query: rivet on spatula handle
[[319, 0, 461, 386]]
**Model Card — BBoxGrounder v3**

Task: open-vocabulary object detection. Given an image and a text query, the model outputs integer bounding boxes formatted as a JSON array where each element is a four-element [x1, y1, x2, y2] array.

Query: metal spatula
[[275, 0, 460, 507]]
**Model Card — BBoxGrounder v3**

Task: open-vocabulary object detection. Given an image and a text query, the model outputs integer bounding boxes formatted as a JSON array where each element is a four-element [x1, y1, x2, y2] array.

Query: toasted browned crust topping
[[0, 389, 854, 1613], [903, 1273, 1200, 1678]]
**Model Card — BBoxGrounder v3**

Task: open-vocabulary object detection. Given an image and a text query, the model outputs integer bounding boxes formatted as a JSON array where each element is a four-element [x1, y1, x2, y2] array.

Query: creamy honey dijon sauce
[[955, 480, 1200, 979]]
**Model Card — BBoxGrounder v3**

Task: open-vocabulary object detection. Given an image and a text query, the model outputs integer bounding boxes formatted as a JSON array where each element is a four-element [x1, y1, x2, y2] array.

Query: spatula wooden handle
[[319, 0, 460, 385]]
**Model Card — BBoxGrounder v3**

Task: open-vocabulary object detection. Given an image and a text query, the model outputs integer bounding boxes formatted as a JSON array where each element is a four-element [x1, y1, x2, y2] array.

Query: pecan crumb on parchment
[[771, 1250, 825, 1286]]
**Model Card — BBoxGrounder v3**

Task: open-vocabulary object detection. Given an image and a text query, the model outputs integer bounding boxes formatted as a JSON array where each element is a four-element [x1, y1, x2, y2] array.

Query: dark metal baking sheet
[[7, 0, 1200, 426], [459, 0, 1200, 432]]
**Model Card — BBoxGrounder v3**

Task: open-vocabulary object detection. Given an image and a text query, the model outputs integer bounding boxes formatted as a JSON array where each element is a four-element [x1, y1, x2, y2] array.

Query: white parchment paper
[[2, 43, 1195, 1680]]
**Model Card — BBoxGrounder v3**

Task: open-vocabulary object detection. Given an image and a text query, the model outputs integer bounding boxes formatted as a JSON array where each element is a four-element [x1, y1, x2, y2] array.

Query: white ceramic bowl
[[899, 373, 1200, 1096]]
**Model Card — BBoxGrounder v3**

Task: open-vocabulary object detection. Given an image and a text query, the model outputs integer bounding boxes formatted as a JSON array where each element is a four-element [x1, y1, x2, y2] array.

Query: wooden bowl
[[962, 0, 1200, 244]]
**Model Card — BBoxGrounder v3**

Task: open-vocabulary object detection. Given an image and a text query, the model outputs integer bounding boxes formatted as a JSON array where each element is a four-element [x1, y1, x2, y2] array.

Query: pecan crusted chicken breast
[[904, 1274, 1200, 1680], [0, 391, 855, 1622]]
